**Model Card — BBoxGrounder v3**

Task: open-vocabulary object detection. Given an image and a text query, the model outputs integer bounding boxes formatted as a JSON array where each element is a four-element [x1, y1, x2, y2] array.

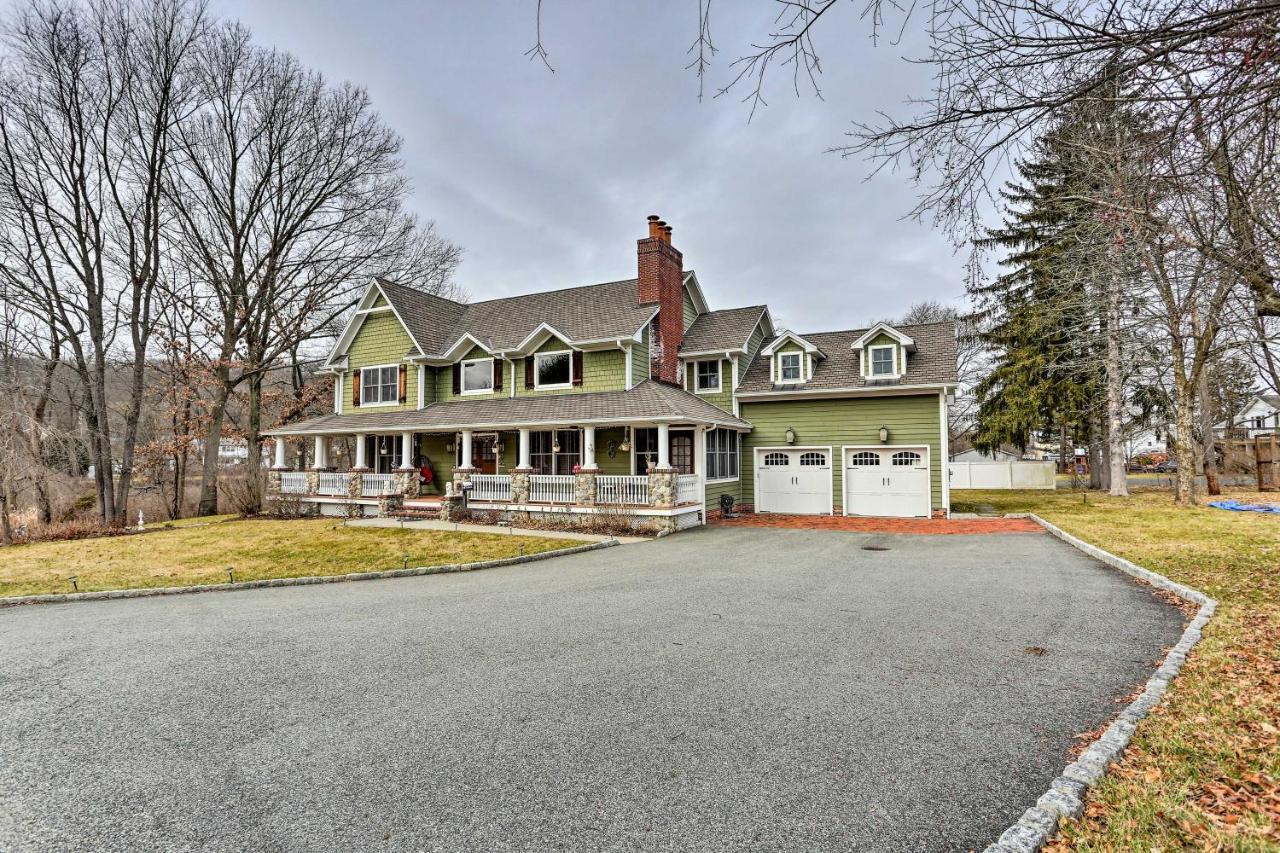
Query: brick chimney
[[637, 214, 684, 384]]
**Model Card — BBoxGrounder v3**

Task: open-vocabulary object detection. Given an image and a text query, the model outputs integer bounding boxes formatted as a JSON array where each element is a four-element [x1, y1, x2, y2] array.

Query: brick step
[[388, 509, 441, 520]]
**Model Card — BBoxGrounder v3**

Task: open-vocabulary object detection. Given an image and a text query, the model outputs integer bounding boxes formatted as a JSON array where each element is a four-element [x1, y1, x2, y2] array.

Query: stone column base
[[440, 494, 468, 523], [511, 469, 532, 503], [648, 468, 677, 508], [574, 471, 598, 506]]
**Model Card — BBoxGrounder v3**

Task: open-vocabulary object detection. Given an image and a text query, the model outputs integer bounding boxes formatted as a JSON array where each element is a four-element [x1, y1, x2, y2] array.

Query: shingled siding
[[684, 358, 734, 414], [512, 343, 628, 398], [346, 312, 419, 413], [739, 394, 945, 512], [434, 345, 502, 404], [682, 288, 699, 331]]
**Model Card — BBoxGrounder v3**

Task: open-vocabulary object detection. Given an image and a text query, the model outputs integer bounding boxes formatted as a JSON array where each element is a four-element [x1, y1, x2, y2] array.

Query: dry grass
[[0, 517, 581, 598], [953, 487, 1280, 850]]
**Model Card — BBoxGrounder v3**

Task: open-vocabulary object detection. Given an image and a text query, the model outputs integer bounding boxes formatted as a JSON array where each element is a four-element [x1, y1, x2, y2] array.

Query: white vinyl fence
[[949, 461, 1057, 490]]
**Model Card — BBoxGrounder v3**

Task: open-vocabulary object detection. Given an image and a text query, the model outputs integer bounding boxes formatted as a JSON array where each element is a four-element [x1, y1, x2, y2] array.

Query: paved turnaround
[[0, 527, 1183, 852]]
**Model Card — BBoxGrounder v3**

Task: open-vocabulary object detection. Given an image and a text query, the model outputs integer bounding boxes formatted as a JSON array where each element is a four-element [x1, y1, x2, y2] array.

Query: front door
[[472, 434, 498, 474]]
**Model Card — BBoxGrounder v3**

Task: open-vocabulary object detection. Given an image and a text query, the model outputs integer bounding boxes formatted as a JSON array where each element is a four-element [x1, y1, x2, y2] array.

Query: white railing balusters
[[676, 474, 701, 505], [528, 474, 575, 503], [361, 473, 396, 497], [317, 472, 349, 495], [596, 475, 649, 505], [280, 472, 308, 494], [468, 474, 512, 501]]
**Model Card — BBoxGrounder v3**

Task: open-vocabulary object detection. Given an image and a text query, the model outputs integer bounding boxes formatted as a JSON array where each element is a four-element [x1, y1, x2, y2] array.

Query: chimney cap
[[647, 214, 660, 222]]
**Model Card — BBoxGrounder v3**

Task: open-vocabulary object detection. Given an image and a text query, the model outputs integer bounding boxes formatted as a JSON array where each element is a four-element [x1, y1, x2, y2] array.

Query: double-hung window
[[360, 365, 399, 405], [695, 360, 721, 393], [535, 351, 572, 388], [461, 358, 493, 394], [870, 345, 895, 377], [705, 428, 739, 481], [778, 352, 802, 382]]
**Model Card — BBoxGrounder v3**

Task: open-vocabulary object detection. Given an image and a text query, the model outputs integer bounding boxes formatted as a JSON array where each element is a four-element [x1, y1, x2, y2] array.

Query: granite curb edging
[[983, 513, 1217, 853], [0, 539, 618, 608]]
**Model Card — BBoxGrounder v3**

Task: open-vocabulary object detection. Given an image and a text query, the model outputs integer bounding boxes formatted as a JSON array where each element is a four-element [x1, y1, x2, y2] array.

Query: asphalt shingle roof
[[736, 321, 958, 393], [374, 277, 657, 357], [266, 380, 751, 435], [680, 306, 768, 354]]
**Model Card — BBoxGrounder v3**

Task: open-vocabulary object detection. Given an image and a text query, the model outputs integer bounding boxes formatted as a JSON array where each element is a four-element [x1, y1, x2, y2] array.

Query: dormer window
[[869, 346, 895, 377], [778, 352, 802, 382]]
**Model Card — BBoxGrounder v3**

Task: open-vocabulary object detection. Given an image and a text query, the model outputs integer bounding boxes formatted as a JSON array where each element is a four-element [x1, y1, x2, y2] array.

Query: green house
[[266, 216, 958, 531]]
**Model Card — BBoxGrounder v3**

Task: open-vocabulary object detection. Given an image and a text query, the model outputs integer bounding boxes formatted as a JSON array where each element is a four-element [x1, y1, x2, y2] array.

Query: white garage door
[[844, 447, 930, 518], [756, 449, 832, 515]]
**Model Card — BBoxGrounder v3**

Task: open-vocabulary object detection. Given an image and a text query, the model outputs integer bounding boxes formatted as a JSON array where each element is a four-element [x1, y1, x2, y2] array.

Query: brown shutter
[[452, 363, 461, 395], [572, 350, 584, 387], [351, 370, 361, 406], [524, 357, 534, 389], [493, 358, 503, 392], [398, 364, 407, 403]]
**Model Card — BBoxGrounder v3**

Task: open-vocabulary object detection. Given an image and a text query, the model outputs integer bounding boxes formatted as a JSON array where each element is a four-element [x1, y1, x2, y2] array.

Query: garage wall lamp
[[878, 426, 890, 443], [784, 427, 796, 445]]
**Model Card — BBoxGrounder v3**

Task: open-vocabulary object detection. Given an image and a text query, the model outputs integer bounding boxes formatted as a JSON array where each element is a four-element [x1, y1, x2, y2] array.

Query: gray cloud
[[215, 1, 969, 330]]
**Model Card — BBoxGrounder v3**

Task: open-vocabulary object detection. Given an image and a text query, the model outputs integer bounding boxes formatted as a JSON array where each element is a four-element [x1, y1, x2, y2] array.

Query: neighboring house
[[1217, 394, 1280, 438], [265, 216, 958, 530]]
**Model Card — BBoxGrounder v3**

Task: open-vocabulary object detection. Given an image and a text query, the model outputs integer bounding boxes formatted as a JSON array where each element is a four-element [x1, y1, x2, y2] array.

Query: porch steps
[[388, 508, 442, 521]]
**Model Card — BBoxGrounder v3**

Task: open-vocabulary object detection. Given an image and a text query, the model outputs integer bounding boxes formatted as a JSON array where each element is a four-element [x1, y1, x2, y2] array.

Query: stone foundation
[[574, 471, 598, 506], [648, 469, 677, 509], [440, 494, 467, 523]]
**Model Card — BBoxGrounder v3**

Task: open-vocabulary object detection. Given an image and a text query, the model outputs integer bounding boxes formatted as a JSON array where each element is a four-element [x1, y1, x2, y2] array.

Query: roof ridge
[[375, 277, 466, 308], [462, 277, 639, 307]]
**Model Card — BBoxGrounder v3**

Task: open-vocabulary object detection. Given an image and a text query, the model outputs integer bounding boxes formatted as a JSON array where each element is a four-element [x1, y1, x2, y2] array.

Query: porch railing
[[469, 474, 512, 502], [529, 474, 575, 503], [280, 472, 308, 494], [676, 474, 702, 505], [361, 473, 395, 497], [597, 475, 649, 505], [317, 472, 348, 496]]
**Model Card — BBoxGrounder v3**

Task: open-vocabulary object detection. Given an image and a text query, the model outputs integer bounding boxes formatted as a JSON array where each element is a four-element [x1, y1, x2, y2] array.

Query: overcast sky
[[216, 2, 969, 333]]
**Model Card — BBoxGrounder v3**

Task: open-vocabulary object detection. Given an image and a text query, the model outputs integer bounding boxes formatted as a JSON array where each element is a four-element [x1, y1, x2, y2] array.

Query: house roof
[[737, 320, 958, 394], [680, 306, 768, 354], [266, 380, 751, 435], [370, 276, 662, 361], [1261, 394, 1280, 409]]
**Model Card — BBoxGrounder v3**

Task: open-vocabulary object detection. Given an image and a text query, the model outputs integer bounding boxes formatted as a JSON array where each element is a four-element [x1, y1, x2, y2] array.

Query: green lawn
[[953, 488, 1280, 850], [0, 518, 582, 598]]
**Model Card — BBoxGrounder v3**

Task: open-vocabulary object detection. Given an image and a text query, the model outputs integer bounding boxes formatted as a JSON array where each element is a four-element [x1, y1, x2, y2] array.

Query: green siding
[[685, 358, 734, 414], [345, 312, 418, 413], [863, 332, 902, 376], [705, 475, 741, 510], [512, 346, 628, 398], [746, 322, 765, 360], [630, 324, 650, 385], [435, 345, 503, 403], [592, 427, 631, 475], [682, 288, 699, 330], [739, 394, 945, 512]]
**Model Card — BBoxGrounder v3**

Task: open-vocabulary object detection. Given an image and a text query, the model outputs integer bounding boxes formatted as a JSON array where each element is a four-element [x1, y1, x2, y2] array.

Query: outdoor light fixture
[[879, 426, 890, 443], [619, 427, 632, 452], [784, 427, 796, 445], [552, 438, 561, 453]]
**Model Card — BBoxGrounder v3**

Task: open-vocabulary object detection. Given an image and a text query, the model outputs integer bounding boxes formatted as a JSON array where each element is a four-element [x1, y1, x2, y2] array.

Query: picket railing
[[361, 473, 395, 497], [317, 472, 349, 495], [597, 475, 649, 505], [676, 474, 702, 505], [468, 474, 512, 502], [529, 474, 575, 503], [280, 472, 308, 494]]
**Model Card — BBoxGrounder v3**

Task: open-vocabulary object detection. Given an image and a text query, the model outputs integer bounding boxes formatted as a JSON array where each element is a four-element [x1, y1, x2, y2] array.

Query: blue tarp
[[1208, 500, 1280, 514]]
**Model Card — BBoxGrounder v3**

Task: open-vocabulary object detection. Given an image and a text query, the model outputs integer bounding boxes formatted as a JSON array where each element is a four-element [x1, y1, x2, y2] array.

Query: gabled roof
[[760, 330, 825, 358], [850, 322, 916, 352], [266, 380, 751, 435], [737, 321, 957, 394], [680, 305, 770, 355]]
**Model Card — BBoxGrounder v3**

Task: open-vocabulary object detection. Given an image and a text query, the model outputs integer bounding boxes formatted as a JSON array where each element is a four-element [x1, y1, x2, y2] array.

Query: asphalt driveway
[[0, 526, 1183, 852]]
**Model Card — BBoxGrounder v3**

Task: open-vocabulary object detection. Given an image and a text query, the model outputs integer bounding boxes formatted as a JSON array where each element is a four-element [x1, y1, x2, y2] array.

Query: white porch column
[[273, 437, 288, 470], [517, 428, 532, 469], [657, 423, 671, 469], [582, 425, 597, 470], [354, 433, 368, 469], [399, 431, 414, 470], [695, 426, 707, 479], [313, 435, 328, 469], [460, 429, 474, 469]]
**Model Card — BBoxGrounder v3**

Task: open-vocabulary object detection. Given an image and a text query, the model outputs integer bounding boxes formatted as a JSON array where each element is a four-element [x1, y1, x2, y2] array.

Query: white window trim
[[776, 351, 804, 384], [534, 349, 574, 389], [359, 363, 401, 407], [705, 428, 740, 484], [460, 357, 495, 395], [694, 359, 722, 394], [868, 344, 900, 379]]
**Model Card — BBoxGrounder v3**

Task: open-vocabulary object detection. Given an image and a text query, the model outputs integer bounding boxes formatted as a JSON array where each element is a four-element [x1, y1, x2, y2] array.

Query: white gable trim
[[760, 330, 822, 357], [324, 278, 425, 368], [682, 271, 710, 316], [512, 322, 577, 355], [438, 332, 495, 361], [850, 322, 916, 352]]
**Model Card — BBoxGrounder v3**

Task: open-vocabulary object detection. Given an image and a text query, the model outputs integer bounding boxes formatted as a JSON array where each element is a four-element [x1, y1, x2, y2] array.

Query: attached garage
[[843, 446, 931, 518], [754, 447, 833, 515]]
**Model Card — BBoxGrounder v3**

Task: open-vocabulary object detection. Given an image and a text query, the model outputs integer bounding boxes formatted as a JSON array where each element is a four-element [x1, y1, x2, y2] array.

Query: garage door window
[[849, 451, 879, 466], [799, 451, 827, 466], [763, 452, 789, 467], [892, 451, 922, 466]]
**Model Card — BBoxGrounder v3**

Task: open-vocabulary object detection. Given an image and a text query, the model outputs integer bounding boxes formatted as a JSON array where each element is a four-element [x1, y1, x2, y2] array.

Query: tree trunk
[[1106, 278, 1129, 496], [197, 376, 234, 517], [1088, 432, 1103, 490], [1198, 364, 1221, 496], [0, 490, 11, 546], [244, 373, 265, 515], [1172, 373, 1198, 505], [1059, 422, 1069, 474]]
